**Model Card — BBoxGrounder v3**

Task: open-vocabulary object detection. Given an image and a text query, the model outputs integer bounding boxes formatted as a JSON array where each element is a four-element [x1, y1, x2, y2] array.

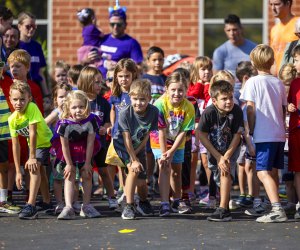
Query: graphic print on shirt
[[167, 110, 185, 141], [115, 98, 129, 112], [15, 120, 30, 137], [131, 124, 152, 148]]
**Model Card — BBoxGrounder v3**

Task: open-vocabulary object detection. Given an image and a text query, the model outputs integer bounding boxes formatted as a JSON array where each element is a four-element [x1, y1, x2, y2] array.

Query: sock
[[161, 201, 170, 206], [0, 189, 7, 202], [272, 202, 281, 208]]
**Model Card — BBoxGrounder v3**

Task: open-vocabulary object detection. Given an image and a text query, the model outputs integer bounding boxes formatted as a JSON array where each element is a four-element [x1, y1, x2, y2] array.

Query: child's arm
[[122, 131, 143, 172], [25, 124, 39, 173], [82, 132, 96, 176], [60, 137, 75, 179], [108, 104, 115, 135], [246, 101, 256, 135], [99, 122, 111, 135], [45, 110, 58, 125], [11, 137, 23, 190], [194, 122, 200, 150], [243, 121, 255, 157], [199, 131, 230, 173]]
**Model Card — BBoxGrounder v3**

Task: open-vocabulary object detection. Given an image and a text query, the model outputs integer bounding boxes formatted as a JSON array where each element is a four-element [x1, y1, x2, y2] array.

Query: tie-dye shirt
[[150, 94, 195, 150]]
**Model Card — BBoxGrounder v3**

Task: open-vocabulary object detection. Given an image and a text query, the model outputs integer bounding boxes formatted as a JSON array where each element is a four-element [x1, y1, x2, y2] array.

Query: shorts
[[191, 136, 207, 154], [236, 143, 246, 164], [145, 138, 152, 153], [0, 140, 8, 163], [152, 148, 185, 164], [255, 142, 284, 171], [282, 153, 294, 182], [94, 147, 108, 168], [36, 148, 50, 167], [208, 146, 240, 187], [105, 141, 125, 168], [53, 160, 80, 181], [121, 150, 147, 180]]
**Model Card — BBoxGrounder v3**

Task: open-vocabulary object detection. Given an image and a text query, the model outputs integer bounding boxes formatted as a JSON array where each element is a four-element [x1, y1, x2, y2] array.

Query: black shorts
[[0, 140, 8, 163], [94, 147, 108, 168]]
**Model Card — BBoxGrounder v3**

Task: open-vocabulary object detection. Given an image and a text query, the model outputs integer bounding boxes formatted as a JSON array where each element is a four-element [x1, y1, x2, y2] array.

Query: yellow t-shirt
[[270, 16, 299, 73], [8, 102, 52, 148]]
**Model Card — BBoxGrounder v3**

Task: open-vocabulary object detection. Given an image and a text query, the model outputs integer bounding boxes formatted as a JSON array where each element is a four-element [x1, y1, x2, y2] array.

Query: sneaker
[[171, 200, 191, 214], [199, 193, 209, 206], [282, 201, 296, 216], [19, 204, 38, 220], [136, 200, 154, 216], [256, 206, 288, 223], [57, 206, 75, 220], [72, 201, 81, 214], [54, 202, 65, 215], [159, 203, 170, 217], [207, 207, 232, 222], [245, 204, 266, 217], [117, 193, 125, 205], [108, 197, 118, 210], [36, 201, 53, 215], [121, 204, 136, 220], [80, 204, 101, 218], [0, 201, 21, 214], [295, 202, 300, 220], [229, 199, 240, 210], [236, 194, 246, 205]]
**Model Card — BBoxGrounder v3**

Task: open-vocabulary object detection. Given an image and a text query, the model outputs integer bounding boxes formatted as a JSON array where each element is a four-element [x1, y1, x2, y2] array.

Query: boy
[[67, 64, 83, 90], [8, 80, 52, 219], [199, 80, 244, 222], [240, 44, 288, 223], [113, 79, 158, 219], [142, 46, 166, 196]]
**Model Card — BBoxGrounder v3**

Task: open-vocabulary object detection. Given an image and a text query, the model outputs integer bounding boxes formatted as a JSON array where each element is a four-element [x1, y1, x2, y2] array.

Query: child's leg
[[170, 163, 182, 200], [98, 167, 115, 198], [7, 163, 15, 201], [54, 180, 63, 203], [201, 153, 211, 185], [245, 160, 254, 196], [238, 163, 246, 195], [294, 172, 300, 203], [81, 169, 93, 205], [137, 179, 148, 201], [28, 163, 42, 206], [125, 165, 139, 204], [39, 165, 51, 204], [189, 151, 198, 193], [64, 171, 75, 208], [158, 160, 171, 202], [0, 161, 9, 202], [257, 169, 280, 203], [219, 171, 232, 209]]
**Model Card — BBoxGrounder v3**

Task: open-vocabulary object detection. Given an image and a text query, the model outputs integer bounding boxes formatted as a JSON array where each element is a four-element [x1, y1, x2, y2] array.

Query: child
[[199, 80, 243, 222], [77, 66, 117, 210], [45, 82, 72, 214], [240, 44, 288, 223], [113, 79, 158, 219], [287, 44, 300, 219], [105, 58, 138, 200], [8, 80, 53, 219], [67, 64, 84, 90], [142, 46, 166, 197], [54, 60, 70, 85], [150, 71, 195, 216], [51, 90, 101, 219], [77, 8, 105, 68]]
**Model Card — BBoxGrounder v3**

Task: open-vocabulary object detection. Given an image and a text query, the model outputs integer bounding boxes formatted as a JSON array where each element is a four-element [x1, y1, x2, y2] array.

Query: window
[[199, 0, 268, 57]]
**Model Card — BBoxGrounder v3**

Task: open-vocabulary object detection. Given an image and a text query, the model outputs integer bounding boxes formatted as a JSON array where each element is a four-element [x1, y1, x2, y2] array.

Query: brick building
[[50, 0, 300, 71]]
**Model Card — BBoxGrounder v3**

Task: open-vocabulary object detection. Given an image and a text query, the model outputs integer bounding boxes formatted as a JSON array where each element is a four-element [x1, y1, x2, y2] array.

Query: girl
[[17, 12, 49, 97], [187, 56, 212, 206], [51, 90, 101, 219], [105, 58, 138, 204], [77, 66, 117, 209], [150, 71, 195, 216], [53, 60, 70, 85]]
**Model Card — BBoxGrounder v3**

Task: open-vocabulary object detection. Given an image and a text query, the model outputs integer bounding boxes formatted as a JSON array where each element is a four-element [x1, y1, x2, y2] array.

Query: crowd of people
[[1, 0, 300, 224]]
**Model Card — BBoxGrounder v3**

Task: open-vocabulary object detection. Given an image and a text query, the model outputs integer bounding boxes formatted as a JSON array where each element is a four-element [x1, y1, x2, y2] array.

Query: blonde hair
[[61, 90, 90, 119], [190, 56, 212, 83], [250, 44, 274, 71], [52, 83, 72, 108], [209, 70, 235, 95], [10, 79, 31, 96], [77, 66, 102, 95], [165, 71, 188, 90], [279, 63, 297, 85], [7, 49, 31, 68], [54, 60, 70, 72], [18, 11, 36, 25], [111, 58, 138, 97], [129, 79, 151, 97]]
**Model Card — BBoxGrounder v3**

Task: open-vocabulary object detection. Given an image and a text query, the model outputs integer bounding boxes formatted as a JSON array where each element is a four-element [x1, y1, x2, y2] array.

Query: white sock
[[0, 189, 8, 202]]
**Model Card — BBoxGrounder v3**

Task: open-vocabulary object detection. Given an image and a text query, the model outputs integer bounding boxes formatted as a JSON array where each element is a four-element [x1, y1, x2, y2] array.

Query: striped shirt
[[0, 88, 11, 141]]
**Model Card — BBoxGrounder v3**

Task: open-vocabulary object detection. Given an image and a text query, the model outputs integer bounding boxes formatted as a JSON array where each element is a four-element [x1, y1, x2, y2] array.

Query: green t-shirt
[[8, 102, 52, 148]]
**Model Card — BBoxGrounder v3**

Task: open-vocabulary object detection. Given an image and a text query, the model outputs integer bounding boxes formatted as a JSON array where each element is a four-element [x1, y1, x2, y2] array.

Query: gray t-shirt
[[113, 104, 158, 164]]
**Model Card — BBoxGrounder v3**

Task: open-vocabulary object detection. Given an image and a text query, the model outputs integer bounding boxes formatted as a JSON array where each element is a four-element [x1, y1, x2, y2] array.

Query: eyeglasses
[[106, 77, 113, 82], [25, 24, 37, 30], [110, 22, 124, 28]]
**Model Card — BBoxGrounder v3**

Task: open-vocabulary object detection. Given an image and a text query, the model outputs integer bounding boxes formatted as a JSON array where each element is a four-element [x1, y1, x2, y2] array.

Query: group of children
[[1, 38, 300, 223]]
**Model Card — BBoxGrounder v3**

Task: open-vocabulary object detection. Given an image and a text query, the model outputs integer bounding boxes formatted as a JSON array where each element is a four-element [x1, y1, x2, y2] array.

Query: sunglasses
[[106, 77, 113, 82], [25, 24, 37, 30], [110, 22, 124, 28]]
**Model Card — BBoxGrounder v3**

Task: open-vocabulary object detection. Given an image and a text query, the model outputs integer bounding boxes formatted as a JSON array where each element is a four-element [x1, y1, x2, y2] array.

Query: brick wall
[[52, 0, 199, 69], [52, 0, 300, 70]]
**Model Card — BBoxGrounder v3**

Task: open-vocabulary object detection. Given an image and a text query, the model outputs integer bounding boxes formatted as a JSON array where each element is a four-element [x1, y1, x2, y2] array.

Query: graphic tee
[[142, 74, 166, 103]]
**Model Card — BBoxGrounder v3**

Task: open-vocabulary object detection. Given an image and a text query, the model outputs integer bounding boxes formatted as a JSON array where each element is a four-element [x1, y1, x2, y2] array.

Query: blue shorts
[[255, 142, 284, 171], [152, 148, 184, 164]]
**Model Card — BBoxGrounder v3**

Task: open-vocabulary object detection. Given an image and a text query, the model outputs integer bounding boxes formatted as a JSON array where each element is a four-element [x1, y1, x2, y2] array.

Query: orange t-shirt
[[270, 16, 299, 74]]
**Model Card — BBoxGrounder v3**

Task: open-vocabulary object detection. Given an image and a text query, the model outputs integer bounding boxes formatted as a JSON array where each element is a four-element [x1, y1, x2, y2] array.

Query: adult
[[212, 14, 257, 101], [281, 18, 300, 66], [270, 0, 298, 74], [2, 25, 20, 62], [0, 6, 13, 61], [87, 7, 143, 77], [17, 11, 50, 97]]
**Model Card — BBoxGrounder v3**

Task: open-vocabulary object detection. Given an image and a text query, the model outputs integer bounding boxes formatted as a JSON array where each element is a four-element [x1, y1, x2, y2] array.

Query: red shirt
[[288, 78, 300, 132]]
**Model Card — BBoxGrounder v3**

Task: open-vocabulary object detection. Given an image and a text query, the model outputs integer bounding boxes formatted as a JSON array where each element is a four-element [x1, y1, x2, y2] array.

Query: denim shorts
[[255, 142, 284, 171], [152, 148, 185, 164]]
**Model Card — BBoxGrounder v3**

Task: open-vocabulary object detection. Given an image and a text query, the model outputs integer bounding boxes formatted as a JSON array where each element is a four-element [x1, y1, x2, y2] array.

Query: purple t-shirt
[[82, 24, 102, 47], [19, 40, 46, 84], [99, 34, 143, 76]]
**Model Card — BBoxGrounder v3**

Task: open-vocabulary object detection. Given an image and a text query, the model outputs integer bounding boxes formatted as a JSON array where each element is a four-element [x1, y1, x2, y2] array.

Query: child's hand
[[162, 150, 174, 165], [99, 126, 107, 135], [248, 144, 256, 157], [217, 156, 230, 174], [15, 173, 23, 190], [130, 160, 143, 173], [25, 158, 39, 173], [107, 127, 112, 136], [64, 164, 74, 179], [288, 103, 297, 112]]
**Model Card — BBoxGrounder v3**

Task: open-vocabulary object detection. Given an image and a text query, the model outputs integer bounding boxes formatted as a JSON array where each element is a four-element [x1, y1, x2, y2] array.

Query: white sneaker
[[80, 204, 101, 218], [57, 206, 75, 220], [256, 206, 288, 223], [117, 193, 125, 204]]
